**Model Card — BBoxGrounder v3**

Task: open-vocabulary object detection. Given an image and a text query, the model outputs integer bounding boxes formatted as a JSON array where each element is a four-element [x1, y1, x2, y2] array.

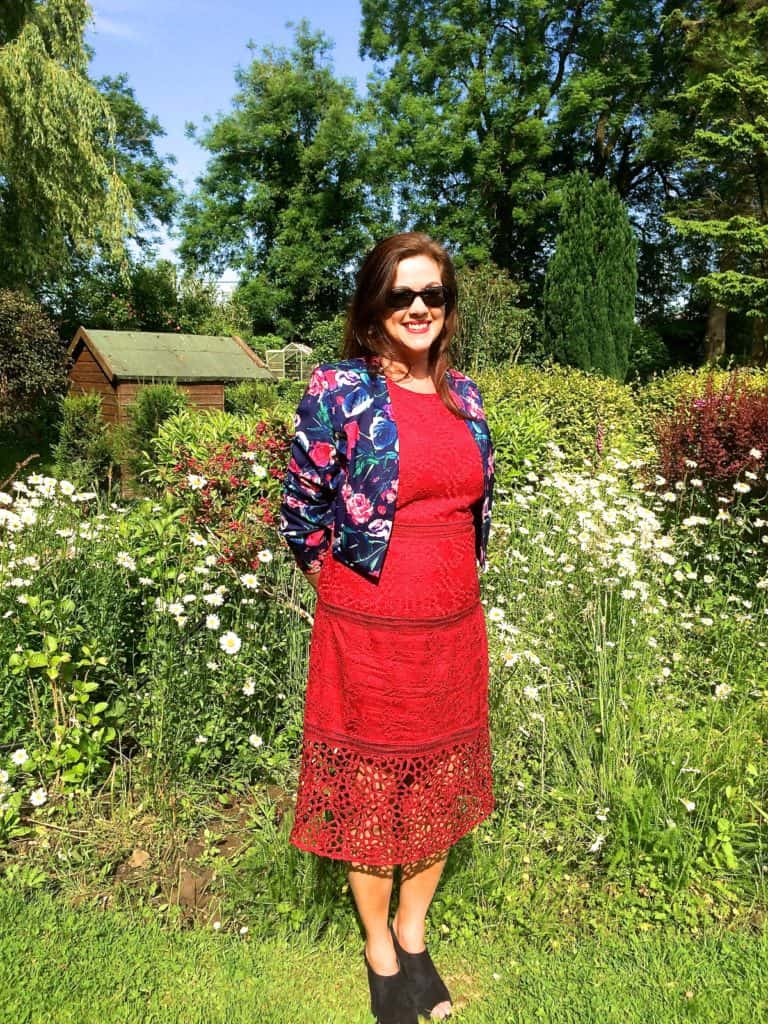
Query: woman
[[279, 232, 495, 1024]]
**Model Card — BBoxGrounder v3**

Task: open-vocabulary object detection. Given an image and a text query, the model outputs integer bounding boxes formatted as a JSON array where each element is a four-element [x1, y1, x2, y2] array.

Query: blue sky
[[85, 0, 375, 261]]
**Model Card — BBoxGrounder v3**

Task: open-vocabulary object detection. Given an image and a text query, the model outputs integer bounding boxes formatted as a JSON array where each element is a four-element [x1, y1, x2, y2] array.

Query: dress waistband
[[392, 518, 474, 535], [316, 597, 480, 628]]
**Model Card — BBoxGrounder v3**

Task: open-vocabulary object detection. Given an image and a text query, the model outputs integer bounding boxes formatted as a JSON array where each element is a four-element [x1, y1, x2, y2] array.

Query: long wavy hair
[[341, 232, 471, 420]]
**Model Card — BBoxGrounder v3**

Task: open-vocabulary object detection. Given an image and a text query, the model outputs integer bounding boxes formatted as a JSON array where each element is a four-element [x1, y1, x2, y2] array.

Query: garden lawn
[[1, 890, 765, 1023]]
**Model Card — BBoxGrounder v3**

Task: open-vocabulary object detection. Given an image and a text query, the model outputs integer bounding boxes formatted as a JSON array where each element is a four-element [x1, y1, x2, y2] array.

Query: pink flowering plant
[[155, 425, 290, 572]]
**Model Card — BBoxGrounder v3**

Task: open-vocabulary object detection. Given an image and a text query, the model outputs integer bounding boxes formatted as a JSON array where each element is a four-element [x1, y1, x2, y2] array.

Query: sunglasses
[[385, 285, 451, 310]]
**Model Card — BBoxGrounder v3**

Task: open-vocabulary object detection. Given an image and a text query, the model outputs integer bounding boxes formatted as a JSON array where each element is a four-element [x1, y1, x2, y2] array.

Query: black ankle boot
[[364, 949, 419, 1024], [389, 923, 452, 1019]]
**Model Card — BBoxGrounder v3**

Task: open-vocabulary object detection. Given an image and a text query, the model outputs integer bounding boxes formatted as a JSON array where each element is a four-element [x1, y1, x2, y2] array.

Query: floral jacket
[[278, 355, 495, 581]]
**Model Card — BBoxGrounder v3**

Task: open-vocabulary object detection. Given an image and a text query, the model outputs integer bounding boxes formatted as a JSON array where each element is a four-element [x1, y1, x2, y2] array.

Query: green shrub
[[111, 384, 189, 488], [485, 398, 552, 490], [476, 360, 647, 468], [454, 263, 537, 373], [249, 334, 286, 361], [0, 289, 68, 435], [626, 324, 672, 384], [51, 392, 115, 488], [225, 379, 281, 415], [305, 313, 346, 363]]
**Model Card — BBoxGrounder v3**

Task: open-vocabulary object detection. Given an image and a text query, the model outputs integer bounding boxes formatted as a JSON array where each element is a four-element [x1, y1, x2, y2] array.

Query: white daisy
[[219, 631, 242, 655]]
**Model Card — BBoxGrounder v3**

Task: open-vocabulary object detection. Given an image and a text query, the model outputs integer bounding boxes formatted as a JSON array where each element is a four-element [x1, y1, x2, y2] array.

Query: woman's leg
[[392, 849, 452, 1019], [347, 862, 398, 973]]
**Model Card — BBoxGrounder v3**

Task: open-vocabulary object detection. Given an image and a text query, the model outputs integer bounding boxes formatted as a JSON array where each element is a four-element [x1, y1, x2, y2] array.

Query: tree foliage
[[94, 73, 181, 249], [51, 258, 254, 340], [0, 289, 69, 430], [179, 21, 391, 335], [453, 264, 537, 373], [360, 0, 693, 297], [0, 0, 134, 290], [663, 1, 768, 324], [543, 171, 638, 380]]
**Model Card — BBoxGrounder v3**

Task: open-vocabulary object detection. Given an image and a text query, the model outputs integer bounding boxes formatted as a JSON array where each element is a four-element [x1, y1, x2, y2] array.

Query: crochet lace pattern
[[290, 725, 494, 866]]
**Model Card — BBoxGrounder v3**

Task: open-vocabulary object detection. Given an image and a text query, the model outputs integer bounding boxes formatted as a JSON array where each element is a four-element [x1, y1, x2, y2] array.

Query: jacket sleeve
[[278, 365, 343, 575], [470, 379, 495, 568]]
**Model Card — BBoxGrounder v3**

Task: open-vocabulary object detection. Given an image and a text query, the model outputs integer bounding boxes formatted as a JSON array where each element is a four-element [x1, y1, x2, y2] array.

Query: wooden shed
[[67, 327, 275, 425]]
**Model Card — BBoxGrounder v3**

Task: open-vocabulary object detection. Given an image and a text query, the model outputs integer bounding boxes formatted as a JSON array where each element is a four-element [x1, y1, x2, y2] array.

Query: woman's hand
[[304, 569, 321, 592]]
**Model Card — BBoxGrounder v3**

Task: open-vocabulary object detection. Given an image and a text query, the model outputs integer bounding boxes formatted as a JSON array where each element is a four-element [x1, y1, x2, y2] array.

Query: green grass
[[1, 889, 766, 1023]]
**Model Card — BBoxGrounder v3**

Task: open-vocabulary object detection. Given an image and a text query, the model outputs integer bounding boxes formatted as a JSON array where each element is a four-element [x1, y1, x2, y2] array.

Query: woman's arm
[[278, 365, 343, 580]]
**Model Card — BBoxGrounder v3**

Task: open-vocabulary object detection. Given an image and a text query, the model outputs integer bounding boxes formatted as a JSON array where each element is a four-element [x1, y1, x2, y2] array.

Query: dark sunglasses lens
[[388, 287, 448, 309], [422, 287, 448, 307], [389, 290, 415, 309]]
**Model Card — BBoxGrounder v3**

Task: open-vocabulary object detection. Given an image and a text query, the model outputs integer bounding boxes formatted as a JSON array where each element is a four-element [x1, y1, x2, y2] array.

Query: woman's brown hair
[[342, 232, 471, 420]]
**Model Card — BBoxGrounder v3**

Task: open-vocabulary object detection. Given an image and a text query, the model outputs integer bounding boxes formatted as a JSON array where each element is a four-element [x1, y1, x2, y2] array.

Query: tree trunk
[[704, 302, 727, 363], [751, 316, 768, 365]]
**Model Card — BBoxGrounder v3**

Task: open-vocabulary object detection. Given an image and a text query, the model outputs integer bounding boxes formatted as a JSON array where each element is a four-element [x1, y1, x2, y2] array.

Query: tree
[[360, 0, 695, 300], [0, 289, 69, 431], [51, 258, 254, 340], [43, 73, 183, 332], [179, 21, 391, 335], [0, 0, 134, 290], [542, 172, 638, 380], [94, 73, 181, 250], [662, 0, 768, 362]]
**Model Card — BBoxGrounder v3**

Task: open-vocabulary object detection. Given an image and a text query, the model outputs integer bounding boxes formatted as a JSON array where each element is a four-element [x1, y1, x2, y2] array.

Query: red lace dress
[[289, 377, 494, 865]]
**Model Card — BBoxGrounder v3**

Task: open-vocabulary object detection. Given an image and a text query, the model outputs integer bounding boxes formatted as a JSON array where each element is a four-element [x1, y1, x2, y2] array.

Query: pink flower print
[[309, 441, 335, 467], [306, 529, 326, 547], [307, 371, 326, 397], [344, 420, 360, 461], [345, 491, 374, 525]]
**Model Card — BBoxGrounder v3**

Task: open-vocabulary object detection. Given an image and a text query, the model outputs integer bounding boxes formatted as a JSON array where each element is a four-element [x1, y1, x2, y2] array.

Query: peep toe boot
[[389, 923, 452, 1019], [364, 949, 419, 1024]]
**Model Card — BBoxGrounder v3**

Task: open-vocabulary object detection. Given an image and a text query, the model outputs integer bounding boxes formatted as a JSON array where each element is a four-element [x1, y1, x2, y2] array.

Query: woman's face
[[380, 254, 445, 362]]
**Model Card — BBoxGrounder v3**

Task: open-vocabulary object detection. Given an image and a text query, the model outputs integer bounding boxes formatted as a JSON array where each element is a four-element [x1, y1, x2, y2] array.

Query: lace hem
[[289, 724, 494, 865]]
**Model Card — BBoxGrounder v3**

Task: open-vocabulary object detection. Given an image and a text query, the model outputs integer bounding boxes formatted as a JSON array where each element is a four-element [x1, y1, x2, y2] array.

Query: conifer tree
[[543, 171, 638, 380], [663, 0, 768, 362]]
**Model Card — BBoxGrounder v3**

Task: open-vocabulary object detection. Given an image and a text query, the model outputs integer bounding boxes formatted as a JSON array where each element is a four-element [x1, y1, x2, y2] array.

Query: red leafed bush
[[654, 371, 768, 501], [170, 426, 290, 570]]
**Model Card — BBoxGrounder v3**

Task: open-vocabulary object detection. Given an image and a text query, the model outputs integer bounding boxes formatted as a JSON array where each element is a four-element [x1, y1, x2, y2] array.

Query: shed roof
[[69, 328, 275, 384]]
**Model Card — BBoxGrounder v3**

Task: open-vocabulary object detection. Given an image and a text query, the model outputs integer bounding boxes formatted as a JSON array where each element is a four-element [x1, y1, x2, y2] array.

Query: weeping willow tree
[[0, 0, 134, 291]]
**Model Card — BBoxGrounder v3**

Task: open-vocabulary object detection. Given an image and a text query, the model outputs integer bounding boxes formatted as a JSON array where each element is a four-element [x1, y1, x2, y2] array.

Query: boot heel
[[364, 949, 419, 1024]]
